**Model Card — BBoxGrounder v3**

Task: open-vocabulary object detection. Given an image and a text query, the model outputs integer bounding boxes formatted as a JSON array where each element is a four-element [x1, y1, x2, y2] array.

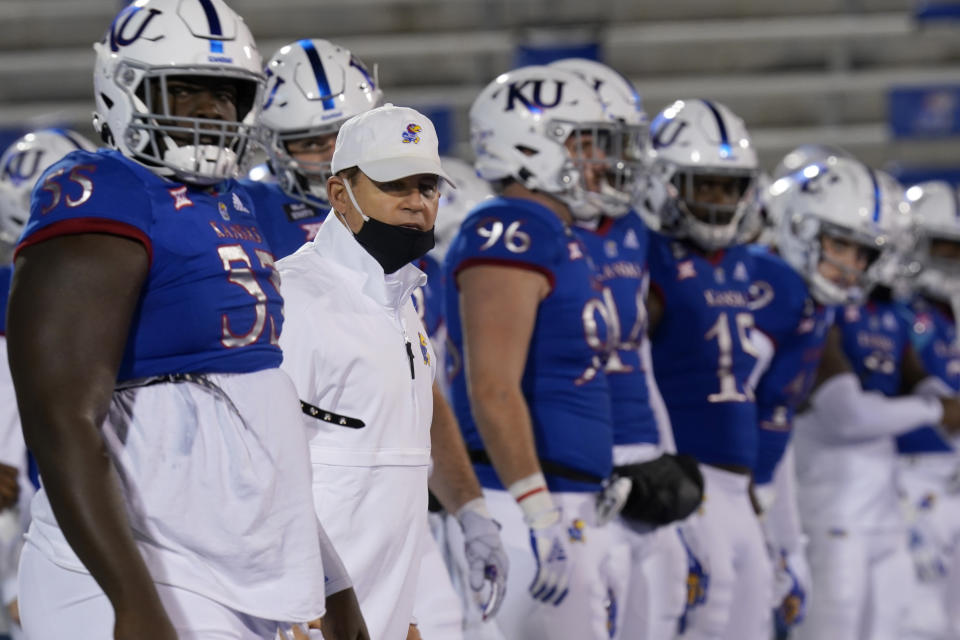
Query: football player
[[444, 65, 631, 639], [244, 38, 381, 258], [750, 156, 903, 637], [0, 127, 97, 639], [6, 1, 363, 637], [792, 170, 960, 640], [553, 57, 689, 640], [893, 180, 960, 639], [644, 98, 769, 640]]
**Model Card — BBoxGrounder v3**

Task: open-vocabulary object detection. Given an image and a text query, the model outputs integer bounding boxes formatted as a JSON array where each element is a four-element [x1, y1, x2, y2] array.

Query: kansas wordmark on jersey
[[19, 149, 282, 380], [647, 232, 759, 469]]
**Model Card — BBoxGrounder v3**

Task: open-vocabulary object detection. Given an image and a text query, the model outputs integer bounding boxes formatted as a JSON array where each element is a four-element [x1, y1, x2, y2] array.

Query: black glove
[[615, 453, 704, 525]]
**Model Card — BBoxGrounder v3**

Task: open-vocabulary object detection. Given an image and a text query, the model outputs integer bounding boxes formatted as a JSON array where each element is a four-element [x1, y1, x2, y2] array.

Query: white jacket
[[277, 215, 436, 468]]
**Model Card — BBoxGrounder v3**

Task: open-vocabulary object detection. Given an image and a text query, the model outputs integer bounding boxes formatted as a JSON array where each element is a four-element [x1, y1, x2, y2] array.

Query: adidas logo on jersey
[[733, 262, 748, 282], [232, 193, 251, 214], [624, 229, 640, 249]]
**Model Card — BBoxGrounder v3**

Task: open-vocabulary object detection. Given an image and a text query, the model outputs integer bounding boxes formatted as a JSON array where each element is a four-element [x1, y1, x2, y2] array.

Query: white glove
[[457, 499, 509, 620], [526, 505, 573, 606], [509, 473, 575, 606], [595, 475, 632, 526], [773, 547, 810, 630], [907, 497, 950, 583]]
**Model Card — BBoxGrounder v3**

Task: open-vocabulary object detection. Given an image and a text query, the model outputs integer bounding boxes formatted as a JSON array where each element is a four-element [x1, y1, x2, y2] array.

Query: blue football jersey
[[445, 197, 614, 492], [838, 299, 911, 397], [647, 233, 759, 469], [896, 297, 959, 454], [239, 179, 328, 259], [0, 264, 10, 336], [749, 246, 834, 485], [573, 213, 659, 446], [19, 149, 283, 381], [413, 253, 445, 341]]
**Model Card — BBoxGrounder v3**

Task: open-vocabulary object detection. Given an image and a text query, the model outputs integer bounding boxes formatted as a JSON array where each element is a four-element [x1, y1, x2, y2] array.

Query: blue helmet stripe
[[197, 0, 223, 35], [196, 0, 224, 53], [701, 99, 732, 158], [299, 39, 336, 110], [614, 69, 642, 111], [867, 167, 881, 222], [349, 57, 375, 90]]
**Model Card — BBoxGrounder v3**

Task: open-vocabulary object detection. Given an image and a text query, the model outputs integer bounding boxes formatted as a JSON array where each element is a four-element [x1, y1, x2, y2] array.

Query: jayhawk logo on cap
[[402, 123, 422, 144]]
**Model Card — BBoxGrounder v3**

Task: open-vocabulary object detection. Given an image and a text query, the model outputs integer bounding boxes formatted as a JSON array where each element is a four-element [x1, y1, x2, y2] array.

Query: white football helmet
[[259, 39, 382, 204], [469, 65, 633, 221], [432, 157, 494, 260], [0, 128, 97, 250], [92, 0, 264, 184], [772, 144, 852, 182], [907, 180, 960, 302], [773, 157, 909, 305], [548, 58, 647, 218], [873, 169, 918, 292], [737, 170, 774, 245], [647, 99, 759, 250]]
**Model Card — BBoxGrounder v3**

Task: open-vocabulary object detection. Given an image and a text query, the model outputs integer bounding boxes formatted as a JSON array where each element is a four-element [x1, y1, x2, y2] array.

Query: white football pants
[[794, 527, 913, 640], [679, 465, 773, 640]]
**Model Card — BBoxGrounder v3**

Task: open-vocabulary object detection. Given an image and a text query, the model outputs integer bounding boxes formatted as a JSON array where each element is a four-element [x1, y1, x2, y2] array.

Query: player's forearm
[[469, 379, 542, 488], [428, 386, 483, 513], [807, 373, 942, 442], [24, 415, 162, 612]]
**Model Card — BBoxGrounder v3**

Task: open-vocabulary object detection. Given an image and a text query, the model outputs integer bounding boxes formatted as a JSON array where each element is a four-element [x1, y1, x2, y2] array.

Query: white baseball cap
[[331, 103, 455, 187]]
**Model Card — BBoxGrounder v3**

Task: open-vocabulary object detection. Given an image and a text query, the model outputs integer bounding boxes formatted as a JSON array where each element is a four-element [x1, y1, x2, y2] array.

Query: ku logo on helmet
[[651, 118, 689, 150], [109, 6, 162, 51], [2, 150, 46, 186], [798, 165, 837, 195], [402, 124, 421, 144], [503, 79, 565, 112]]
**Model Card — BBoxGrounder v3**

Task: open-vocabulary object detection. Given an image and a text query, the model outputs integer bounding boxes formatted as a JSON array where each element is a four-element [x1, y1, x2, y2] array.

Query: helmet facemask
[[551, 121, 639, 221], [797, 218, 885, 306], [666, 166, 758, 251], [122, 65, 263, 185], [916, 232, 960, 303], [265, 125, 340, 205]]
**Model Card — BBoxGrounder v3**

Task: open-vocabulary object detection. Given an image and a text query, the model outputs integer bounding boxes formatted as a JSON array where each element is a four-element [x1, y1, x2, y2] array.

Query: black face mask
[[341, 178, 436, 274], [353, 215, 435, 274]]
